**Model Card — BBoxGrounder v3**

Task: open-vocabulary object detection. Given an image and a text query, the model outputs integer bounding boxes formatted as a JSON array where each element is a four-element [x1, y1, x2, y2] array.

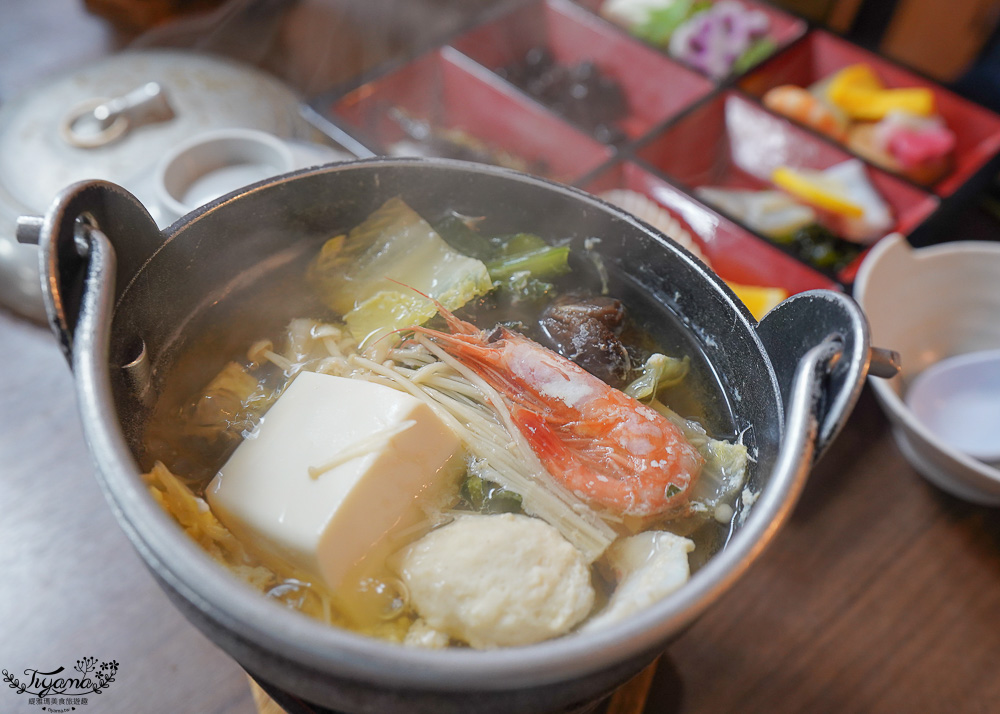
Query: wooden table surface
[[2, 3, 999, 714]]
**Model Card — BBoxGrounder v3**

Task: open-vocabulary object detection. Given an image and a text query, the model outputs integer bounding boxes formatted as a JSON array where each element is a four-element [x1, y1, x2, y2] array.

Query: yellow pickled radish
[[826, 63, 935, 120], [835, 87, 935, 120], [771, 166, 865, 217], [726, 282, 788, 320], [828, 64, 882, 92]]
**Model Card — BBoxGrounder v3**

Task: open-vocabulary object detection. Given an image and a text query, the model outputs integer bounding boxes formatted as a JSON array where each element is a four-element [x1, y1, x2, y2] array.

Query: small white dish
[[906, 348, 1000, 464], [854, 233, 1000, 505]]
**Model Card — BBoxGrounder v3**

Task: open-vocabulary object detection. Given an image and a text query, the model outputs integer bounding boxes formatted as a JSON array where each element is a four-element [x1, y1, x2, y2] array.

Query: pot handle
[[755, 290, 894, 464], [17, 180, 161, 364]]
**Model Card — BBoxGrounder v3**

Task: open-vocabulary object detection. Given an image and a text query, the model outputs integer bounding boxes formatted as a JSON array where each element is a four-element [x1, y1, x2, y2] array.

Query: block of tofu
[[206, 370, 461, 591]]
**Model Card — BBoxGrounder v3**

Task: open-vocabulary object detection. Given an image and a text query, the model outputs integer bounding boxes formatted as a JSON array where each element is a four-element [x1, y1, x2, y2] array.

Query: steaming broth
[[141, 198, 749, 648]]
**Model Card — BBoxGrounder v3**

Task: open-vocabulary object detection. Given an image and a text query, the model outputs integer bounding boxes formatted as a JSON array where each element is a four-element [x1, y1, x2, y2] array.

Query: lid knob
[[60, 82, 175, 149]]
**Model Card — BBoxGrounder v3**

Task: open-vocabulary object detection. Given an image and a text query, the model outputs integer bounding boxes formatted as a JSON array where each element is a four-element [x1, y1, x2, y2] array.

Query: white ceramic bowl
[[854, 233, 1000, 504]]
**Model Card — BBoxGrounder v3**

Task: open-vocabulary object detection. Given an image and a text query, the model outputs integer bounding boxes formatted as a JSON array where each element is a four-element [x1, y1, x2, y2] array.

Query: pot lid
[[0, 49, 313, 322]]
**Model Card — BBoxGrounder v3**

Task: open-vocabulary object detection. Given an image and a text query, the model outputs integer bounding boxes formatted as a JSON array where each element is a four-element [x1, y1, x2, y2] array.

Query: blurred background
[[3, 0, 495, 100], [4, 0, 1000, 103]]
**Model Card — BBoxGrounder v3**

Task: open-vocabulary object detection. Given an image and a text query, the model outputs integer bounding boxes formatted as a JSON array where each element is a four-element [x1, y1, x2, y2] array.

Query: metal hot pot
[[20, 158, 887, 714]]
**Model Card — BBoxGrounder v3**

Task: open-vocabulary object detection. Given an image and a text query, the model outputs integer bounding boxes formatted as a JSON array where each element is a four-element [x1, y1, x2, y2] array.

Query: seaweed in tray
[[496, 47, 629, 144]]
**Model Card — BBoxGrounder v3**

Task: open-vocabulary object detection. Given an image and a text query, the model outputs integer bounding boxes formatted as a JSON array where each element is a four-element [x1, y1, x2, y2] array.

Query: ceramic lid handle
[[59, 82, 176, 149]]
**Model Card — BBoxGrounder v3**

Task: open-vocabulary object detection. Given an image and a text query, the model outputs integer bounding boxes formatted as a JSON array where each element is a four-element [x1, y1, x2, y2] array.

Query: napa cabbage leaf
[[309, 197, 492, 345]]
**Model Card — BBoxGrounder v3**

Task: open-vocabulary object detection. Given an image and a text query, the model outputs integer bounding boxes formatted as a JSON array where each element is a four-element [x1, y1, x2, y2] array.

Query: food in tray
[[824, 64, 934, 120], [599, 188, 708, 262], [762, 85, 848, 142], [762, 63, 956, 185], [846, 111, 955, 187], [695, 158, 890, 272], [777, 223, 863, 273], [384, 107, 546, 174], [694, 187, 816, 238], [496, 48, 629, 144], [601, 0, 775, 79], [600, 188, 787, 317], [142, 198, 751, 649], [771, 159, 893, 244], [723, 281, 787, 319]]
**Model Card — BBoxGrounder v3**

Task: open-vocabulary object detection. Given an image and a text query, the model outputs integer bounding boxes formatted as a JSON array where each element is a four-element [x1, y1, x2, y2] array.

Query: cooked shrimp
[[763, 85, 848, 142], [407, 309, 704, 518]]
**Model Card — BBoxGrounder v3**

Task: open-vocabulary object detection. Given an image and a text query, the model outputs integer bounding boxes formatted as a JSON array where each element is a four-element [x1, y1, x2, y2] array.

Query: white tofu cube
[[206, 371, 461, 590]]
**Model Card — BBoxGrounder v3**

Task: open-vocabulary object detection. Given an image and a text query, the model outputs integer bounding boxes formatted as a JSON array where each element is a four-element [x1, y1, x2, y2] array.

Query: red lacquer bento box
[[313, 0, 1000, 297], [739, 30, 1000, 199]]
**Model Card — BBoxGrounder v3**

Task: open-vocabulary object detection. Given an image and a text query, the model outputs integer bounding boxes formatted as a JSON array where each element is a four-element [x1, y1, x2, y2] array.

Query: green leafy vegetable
[[433, 212, 499, 261], [481, 232, 571, 304], [308, 197, 492, 344], [485, 234, 570, 282], [784, 223, 862, 272], [650, 400, 749, 509], [624, 353, 691, 401], [487, 246, 571, 282], [494, 232, 548, 256], [732, 37, 777, 75], [461, 474, 524, 515], [632, 0, 710, 46], [501, 271, 556, 304]]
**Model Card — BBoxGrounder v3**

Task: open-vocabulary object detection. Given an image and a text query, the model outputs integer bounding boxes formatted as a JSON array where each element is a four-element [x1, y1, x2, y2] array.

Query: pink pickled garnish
[[888, 127, 956, 169]]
